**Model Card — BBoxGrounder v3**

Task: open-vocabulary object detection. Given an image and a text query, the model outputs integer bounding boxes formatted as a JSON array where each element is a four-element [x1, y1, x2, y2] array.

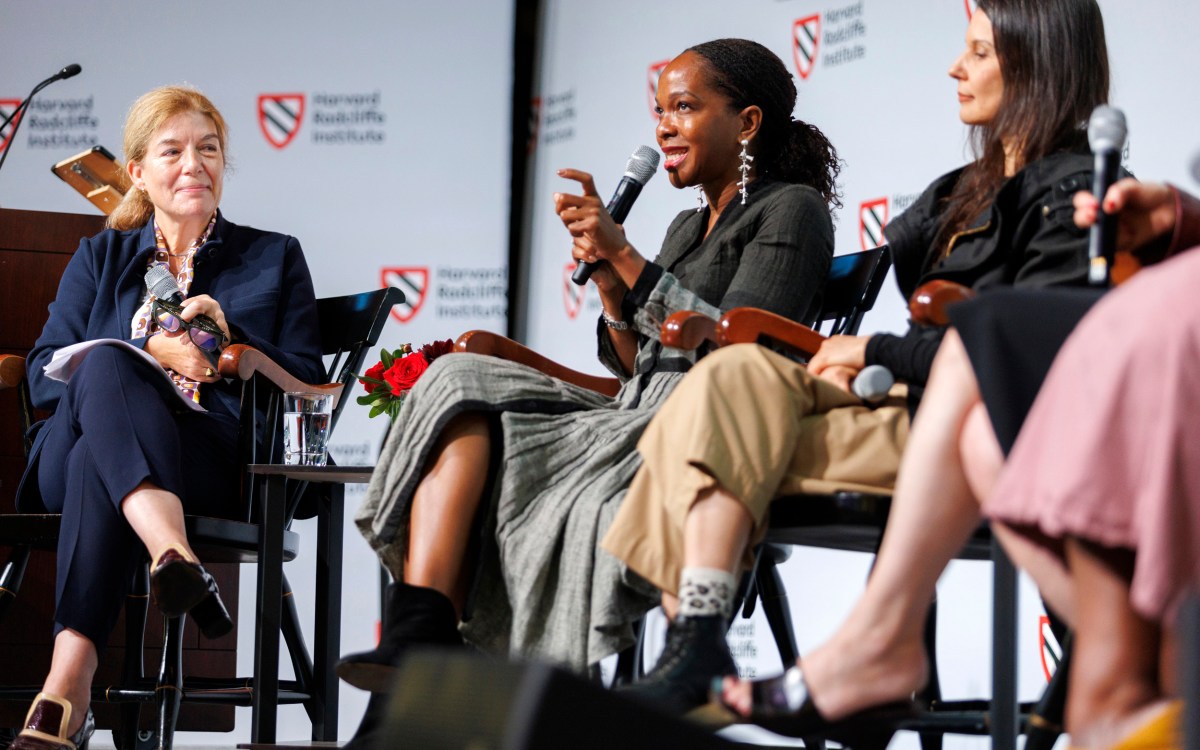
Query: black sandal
[[714, 665, 917, 748]]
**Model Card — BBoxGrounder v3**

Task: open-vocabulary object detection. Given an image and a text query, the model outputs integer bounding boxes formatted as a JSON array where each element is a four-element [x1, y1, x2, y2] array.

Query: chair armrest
[[908, 280, 976, 327], [716, 307, 827, 358], [454, 330, 621, 398], [661, 311, 718, 351], [217, 344, 344, 407], [0, 354, 26, 390]]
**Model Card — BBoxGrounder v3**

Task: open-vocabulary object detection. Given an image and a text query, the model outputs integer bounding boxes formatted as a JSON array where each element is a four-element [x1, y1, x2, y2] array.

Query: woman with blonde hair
[[10, 85, 322, 750]]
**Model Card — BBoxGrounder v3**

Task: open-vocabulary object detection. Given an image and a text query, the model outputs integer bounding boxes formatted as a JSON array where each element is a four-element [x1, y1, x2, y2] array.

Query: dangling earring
[[695, 185, 705, 213], [738, 139, 754, 205]]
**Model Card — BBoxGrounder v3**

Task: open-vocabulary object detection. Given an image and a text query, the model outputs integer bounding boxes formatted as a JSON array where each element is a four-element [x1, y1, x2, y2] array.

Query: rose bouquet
[[356, 339, 455, 419]]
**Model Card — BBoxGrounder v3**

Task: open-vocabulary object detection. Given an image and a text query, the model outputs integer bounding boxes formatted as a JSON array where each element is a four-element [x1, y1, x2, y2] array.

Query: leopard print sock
[[678, 567, 737, 619]]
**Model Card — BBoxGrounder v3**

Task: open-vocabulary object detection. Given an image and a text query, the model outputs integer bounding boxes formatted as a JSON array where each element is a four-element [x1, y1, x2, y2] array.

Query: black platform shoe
[[618, 614, 737, 716], [335, 582, 463, 693], [150, 547, 233, 639]]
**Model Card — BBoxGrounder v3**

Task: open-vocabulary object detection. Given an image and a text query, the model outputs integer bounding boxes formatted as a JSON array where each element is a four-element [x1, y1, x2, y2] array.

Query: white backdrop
[[0, 0, 513, 743], [524, 1, 1200, 748]]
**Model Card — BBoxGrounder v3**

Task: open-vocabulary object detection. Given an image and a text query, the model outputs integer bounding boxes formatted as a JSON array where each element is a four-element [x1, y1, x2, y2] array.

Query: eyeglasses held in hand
[[152, 297, 228, 370]]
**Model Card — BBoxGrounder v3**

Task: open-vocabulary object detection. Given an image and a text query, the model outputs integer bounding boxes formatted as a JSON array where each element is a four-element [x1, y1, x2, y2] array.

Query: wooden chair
[[0, 286, 404, 750]]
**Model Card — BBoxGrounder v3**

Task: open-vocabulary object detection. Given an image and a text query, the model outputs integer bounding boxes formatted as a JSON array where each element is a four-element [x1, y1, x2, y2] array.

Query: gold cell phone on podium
[[51, 145, 130, 215]]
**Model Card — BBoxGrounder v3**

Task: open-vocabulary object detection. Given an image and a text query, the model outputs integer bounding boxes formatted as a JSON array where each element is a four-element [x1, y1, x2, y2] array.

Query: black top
[[865, 150, 1107, 408]]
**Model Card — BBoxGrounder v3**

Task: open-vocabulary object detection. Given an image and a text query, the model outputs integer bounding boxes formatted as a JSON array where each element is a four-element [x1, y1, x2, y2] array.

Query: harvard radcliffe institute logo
[[1038, 614, 1062, 683], [562, 263, 586, 320], [965, 0, 978, 18], [792, 15, 821, 81], [381, 266, 429, 323], [859, 197, 889, 250], [647, 60, 670, 119], [258, 93, 306, 150], [0, 99, 22, 154]]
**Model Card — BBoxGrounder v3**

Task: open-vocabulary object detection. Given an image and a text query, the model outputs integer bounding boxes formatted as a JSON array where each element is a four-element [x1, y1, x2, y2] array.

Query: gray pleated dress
[[356, 179, 833, 670]]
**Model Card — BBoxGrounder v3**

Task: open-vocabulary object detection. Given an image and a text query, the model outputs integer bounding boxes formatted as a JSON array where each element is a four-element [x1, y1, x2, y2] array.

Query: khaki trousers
[[602, 343, 909, 595]]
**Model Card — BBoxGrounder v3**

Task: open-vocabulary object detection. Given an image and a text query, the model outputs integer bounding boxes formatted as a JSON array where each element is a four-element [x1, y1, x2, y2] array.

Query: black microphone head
[[145, 265, 182, 302], [1087, 105, 1127, 154], [59, 64, 82, 80], [623, 145, 660, 186]]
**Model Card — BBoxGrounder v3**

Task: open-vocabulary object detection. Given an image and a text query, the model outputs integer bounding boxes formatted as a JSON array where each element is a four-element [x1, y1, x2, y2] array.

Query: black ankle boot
[[618, 614, 737, 716], [335, 582, 462, 693]]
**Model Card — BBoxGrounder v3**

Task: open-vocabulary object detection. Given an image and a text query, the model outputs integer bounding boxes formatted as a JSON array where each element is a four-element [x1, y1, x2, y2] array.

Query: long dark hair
[[687, 38, 842, 210], [936, 0, 1110, 252]]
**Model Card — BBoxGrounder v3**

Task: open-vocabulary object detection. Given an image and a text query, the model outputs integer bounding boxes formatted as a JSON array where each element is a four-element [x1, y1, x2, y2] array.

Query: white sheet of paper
[[44, 338, 206, 412]]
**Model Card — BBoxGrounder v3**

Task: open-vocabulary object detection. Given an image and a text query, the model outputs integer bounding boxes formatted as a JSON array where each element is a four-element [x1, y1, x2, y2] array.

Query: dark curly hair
[[687, 38, 842, 210]]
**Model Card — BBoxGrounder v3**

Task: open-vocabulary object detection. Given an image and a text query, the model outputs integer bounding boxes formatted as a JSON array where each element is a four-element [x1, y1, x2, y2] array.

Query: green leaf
[[368, 402, 387, 419], [380, 349, 394, 368]]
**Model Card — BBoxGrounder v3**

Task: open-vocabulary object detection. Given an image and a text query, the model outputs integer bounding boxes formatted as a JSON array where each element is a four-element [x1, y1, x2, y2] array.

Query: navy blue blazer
[[18, 211, 325, 511]]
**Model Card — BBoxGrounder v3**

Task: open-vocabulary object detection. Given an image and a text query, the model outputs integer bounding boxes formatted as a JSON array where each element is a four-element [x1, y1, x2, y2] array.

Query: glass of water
[[283, 392, 333, 466]]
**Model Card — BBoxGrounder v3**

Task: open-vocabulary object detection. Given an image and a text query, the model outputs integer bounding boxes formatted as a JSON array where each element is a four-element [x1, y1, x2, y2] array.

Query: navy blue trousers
[[35, 346, 241, 647]]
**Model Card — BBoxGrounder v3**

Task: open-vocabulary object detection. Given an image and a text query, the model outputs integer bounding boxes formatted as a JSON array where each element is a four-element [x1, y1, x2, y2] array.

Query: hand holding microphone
[[556, 145, 660, 288], [144, 267, 230, 379], [1085, 105, 1127, 286]]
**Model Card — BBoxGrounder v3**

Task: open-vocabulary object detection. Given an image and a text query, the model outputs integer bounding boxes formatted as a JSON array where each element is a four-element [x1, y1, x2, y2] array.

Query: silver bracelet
[[601, 309, 630, 331]]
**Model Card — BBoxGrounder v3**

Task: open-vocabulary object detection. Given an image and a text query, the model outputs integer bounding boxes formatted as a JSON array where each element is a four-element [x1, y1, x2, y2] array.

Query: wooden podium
[[0, 207, 237, 733]]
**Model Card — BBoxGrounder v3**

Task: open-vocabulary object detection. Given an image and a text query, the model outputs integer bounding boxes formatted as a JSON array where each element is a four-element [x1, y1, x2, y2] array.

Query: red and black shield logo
[[562, 263, 586, 320], [792, 15, 821, 81], [647, 60, 670, 119], [257, 93, 306, 150], [0, 99, 23, 154], [381, 266, 429, 323], [1038, 614, 1062, 682], [965, 0, 978, 19], [859, 197, 889, 250]]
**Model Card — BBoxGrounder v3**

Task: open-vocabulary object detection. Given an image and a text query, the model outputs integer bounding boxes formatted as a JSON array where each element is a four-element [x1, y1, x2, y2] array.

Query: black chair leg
[[917, 596, 943, 750], [1024, 634, 1070, 750], [757, 557, 800, 667], [0, 545, 30, 625], [156, 614, 185, 750], [117, 566, 150, 750]]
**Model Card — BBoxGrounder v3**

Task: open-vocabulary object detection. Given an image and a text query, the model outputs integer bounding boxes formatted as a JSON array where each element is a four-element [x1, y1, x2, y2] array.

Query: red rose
[[420, 338, 455, 363], [359, 361, 387, 395], [383, 352, 430, 396]]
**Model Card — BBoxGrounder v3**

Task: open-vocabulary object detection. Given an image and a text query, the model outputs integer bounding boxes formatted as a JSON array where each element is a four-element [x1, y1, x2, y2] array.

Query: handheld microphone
[[144, 266, 220, 330], [0, 63, 83, 178], [571, 145, 661, 285], [1086, 105, 1127, 286], [851, 364, 894, 405]]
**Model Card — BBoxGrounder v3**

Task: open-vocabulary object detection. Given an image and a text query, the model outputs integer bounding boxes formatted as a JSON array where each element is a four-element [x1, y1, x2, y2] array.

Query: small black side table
[[243, 464, 374, 747]]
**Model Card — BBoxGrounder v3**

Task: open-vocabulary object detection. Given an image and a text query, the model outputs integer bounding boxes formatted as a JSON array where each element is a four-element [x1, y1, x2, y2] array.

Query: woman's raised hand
[[554, 168, 645, 292]]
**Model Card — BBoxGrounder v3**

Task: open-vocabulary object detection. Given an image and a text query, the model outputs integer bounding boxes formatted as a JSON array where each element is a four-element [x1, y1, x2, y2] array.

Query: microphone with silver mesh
[[145, 266, 220, 329], [851, 364, 895, 405], [146, 265, 187, 304], [571, 145, 661, 285], [1086, 105, 1127, 286]]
